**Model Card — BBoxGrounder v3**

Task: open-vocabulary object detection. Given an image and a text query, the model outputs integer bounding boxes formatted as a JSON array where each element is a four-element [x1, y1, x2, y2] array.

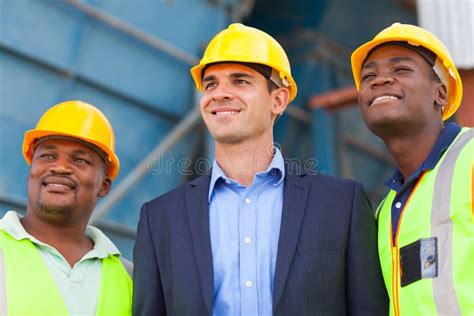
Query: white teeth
[[47, 183, 71, 189], [215, 110, 239, 115], [372, 95, 398, 105]]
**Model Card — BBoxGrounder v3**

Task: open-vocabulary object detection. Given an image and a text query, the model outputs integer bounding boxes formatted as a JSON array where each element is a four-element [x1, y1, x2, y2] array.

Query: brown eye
[[361, 73, 375, 81], [74, 158, 91, 165], [234, 79, 249, 85], [394, 67, 411, 73], [204, 82, 217, 91], [39, 154, 55, 160]]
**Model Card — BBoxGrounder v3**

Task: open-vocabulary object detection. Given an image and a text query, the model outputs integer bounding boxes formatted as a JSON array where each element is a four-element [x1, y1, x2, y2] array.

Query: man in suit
[[133, 23, 388, 315]]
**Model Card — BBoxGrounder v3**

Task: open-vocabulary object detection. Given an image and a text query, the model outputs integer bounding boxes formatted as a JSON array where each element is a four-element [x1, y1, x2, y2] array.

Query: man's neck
[[382, 124, 443, 181], [20, 213, 93, 267], [215, 136, 275, 187]]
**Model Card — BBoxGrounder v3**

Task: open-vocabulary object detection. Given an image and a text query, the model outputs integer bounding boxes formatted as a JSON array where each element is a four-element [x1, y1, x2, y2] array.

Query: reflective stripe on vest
[[0, 250, 7, 316], [378, 128, 474, 316], [0, 230, 132, 315], [430, 129, 473, 314]]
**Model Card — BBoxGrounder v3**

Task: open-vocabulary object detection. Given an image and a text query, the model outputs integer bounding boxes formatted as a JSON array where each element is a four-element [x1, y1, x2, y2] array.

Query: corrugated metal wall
[[0, 0, 232, 258], [417, 0, 474, 69]]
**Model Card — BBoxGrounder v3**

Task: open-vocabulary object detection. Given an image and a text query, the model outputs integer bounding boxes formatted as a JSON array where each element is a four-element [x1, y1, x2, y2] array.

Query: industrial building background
[[1, 0, 473, 259]]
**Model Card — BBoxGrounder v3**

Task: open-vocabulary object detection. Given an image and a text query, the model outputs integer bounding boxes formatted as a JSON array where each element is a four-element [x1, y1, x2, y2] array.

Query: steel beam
[[90, 106, 203, 224], [0, 43, 181, 122], [62, 0, 199, 66]]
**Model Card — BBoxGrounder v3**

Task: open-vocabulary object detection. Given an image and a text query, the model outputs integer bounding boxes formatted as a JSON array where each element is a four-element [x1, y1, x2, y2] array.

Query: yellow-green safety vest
[[0, 230, 132, 315], [377, 127, 473, 316]]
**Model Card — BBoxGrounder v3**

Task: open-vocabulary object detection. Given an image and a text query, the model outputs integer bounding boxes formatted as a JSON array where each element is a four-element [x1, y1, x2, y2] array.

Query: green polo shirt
[[0, 211, 121, 316]]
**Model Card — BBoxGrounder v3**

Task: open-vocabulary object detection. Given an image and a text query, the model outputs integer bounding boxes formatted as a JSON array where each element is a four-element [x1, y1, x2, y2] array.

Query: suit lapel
[[185, 175, 213, 314], [273, 168, 311, 311]]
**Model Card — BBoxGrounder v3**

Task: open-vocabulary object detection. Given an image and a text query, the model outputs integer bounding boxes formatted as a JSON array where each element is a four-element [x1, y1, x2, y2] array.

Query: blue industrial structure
[[0, 0, 416, 258]]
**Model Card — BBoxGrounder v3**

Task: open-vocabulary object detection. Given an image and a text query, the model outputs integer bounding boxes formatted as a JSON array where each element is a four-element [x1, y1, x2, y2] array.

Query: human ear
[[271, 88, 290, 116], [98, 177, 112, 197], [434, 82, 448, 109]]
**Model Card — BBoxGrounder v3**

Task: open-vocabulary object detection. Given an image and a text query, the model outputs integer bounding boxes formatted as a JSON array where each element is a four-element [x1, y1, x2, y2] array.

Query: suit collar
[[273, 165, 311, 311], [185, 174, 214, 314]]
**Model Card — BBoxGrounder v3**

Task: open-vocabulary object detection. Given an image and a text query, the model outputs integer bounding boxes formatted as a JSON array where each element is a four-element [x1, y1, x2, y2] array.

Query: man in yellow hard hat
[[133, 23, 388, 315], [351, 23, 473, 315], [0, 101, 132, 315]]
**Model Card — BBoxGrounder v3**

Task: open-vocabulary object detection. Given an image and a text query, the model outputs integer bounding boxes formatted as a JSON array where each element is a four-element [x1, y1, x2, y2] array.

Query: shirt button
[[245, 280, 253, 288], [395, 202, 402, 209], [244, 237, 251, 244], [244, 198, 251, 204]]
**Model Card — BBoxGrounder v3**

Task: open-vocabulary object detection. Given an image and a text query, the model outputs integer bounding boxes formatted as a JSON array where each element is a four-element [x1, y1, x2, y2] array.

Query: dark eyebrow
[[230, 72, 255, 79], [72, 149, 95, 158], [202, 72, 255, 83], [202, 74, 216, 83], [362, 56, 416, 70], [37, 144, 57, 151]]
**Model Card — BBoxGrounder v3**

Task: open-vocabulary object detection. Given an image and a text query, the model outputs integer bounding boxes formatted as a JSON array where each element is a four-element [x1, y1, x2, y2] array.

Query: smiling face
[[357, 45, 447, 137], [26, 137, 111, 224], [199, 63, 289, 145]]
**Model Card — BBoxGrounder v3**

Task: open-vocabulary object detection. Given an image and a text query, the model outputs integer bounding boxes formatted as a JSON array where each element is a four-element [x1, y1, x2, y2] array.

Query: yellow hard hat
[[351, 22, 463, 120], [191, 23, 298, 103], [23, 100, 120, 179]]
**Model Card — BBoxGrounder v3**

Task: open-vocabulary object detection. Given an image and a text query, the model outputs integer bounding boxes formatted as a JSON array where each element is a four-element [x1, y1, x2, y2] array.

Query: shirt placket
[[239, 185, 258, 315]]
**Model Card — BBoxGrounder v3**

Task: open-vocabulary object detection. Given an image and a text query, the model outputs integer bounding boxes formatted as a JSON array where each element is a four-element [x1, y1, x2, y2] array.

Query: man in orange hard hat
[[0, 101, 132, 315], [133, 23, 388, 315], [352, 23, 473, 315]]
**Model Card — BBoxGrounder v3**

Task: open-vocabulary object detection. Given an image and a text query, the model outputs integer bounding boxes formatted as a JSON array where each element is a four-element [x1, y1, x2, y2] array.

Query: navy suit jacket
[[133, 164, 388, 315]]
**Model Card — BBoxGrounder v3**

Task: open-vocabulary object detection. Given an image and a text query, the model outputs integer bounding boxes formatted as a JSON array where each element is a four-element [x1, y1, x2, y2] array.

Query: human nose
[[371, 74, 394, 88], [50, 157, 73, 175], [209, 83, 235, 102]]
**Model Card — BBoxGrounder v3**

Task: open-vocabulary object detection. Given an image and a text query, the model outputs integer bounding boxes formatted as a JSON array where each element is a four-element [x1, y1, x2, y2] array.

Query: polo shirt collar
[[0, 211, 120, 258], [385, 122, 462, 191]]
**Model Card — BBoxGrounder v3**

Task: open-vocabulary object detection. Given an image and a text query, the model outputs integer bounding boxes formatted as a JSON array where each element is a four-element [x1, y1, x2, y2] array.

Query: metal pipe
[[231, 0, 256, 22], [90, 106, 203, 224], [0, 195, 27, 211], [62, 0, 199, 66], [309, 86, 358, 111], [94, 219, 137, 238], [285, 106, 312, 125], [0, 43, 181, 122]]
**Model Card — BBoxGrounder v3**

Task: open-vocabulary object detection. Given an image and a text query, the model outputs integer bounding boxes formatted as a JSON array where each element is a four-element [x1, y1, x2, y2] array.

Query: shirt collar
[[0, 211, 120, 258], [385, 122, 462, 190], [208, 147, 285, 202]]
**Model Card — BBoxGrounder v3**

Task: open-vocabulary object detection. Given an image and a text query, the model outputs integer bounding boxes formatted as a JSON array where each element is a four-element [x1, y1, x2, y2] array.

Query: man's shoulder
[[285, 161, 360, 190], [145, 174, 211, 207]]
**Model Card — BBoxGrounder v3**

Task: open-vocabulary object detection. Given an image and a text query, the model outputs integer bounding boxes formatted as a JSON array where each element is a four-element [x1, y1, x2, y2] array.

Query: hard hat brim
[[23, 129, 120, 180], [191, 61, 298, 103]]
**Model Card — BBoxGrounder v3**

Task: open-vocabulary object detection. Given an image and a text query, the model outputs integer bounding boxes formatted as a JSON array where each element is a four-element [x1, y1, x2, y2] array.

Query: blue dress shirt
[[208, 148, 285, 316], [384, 122, 462, 241]]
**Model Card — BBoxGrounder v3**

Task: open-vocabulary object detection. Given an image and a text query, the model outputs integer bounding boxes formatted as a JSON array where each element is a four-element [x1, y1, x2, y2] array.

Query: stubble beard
[[35, 195, 78, 219]]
